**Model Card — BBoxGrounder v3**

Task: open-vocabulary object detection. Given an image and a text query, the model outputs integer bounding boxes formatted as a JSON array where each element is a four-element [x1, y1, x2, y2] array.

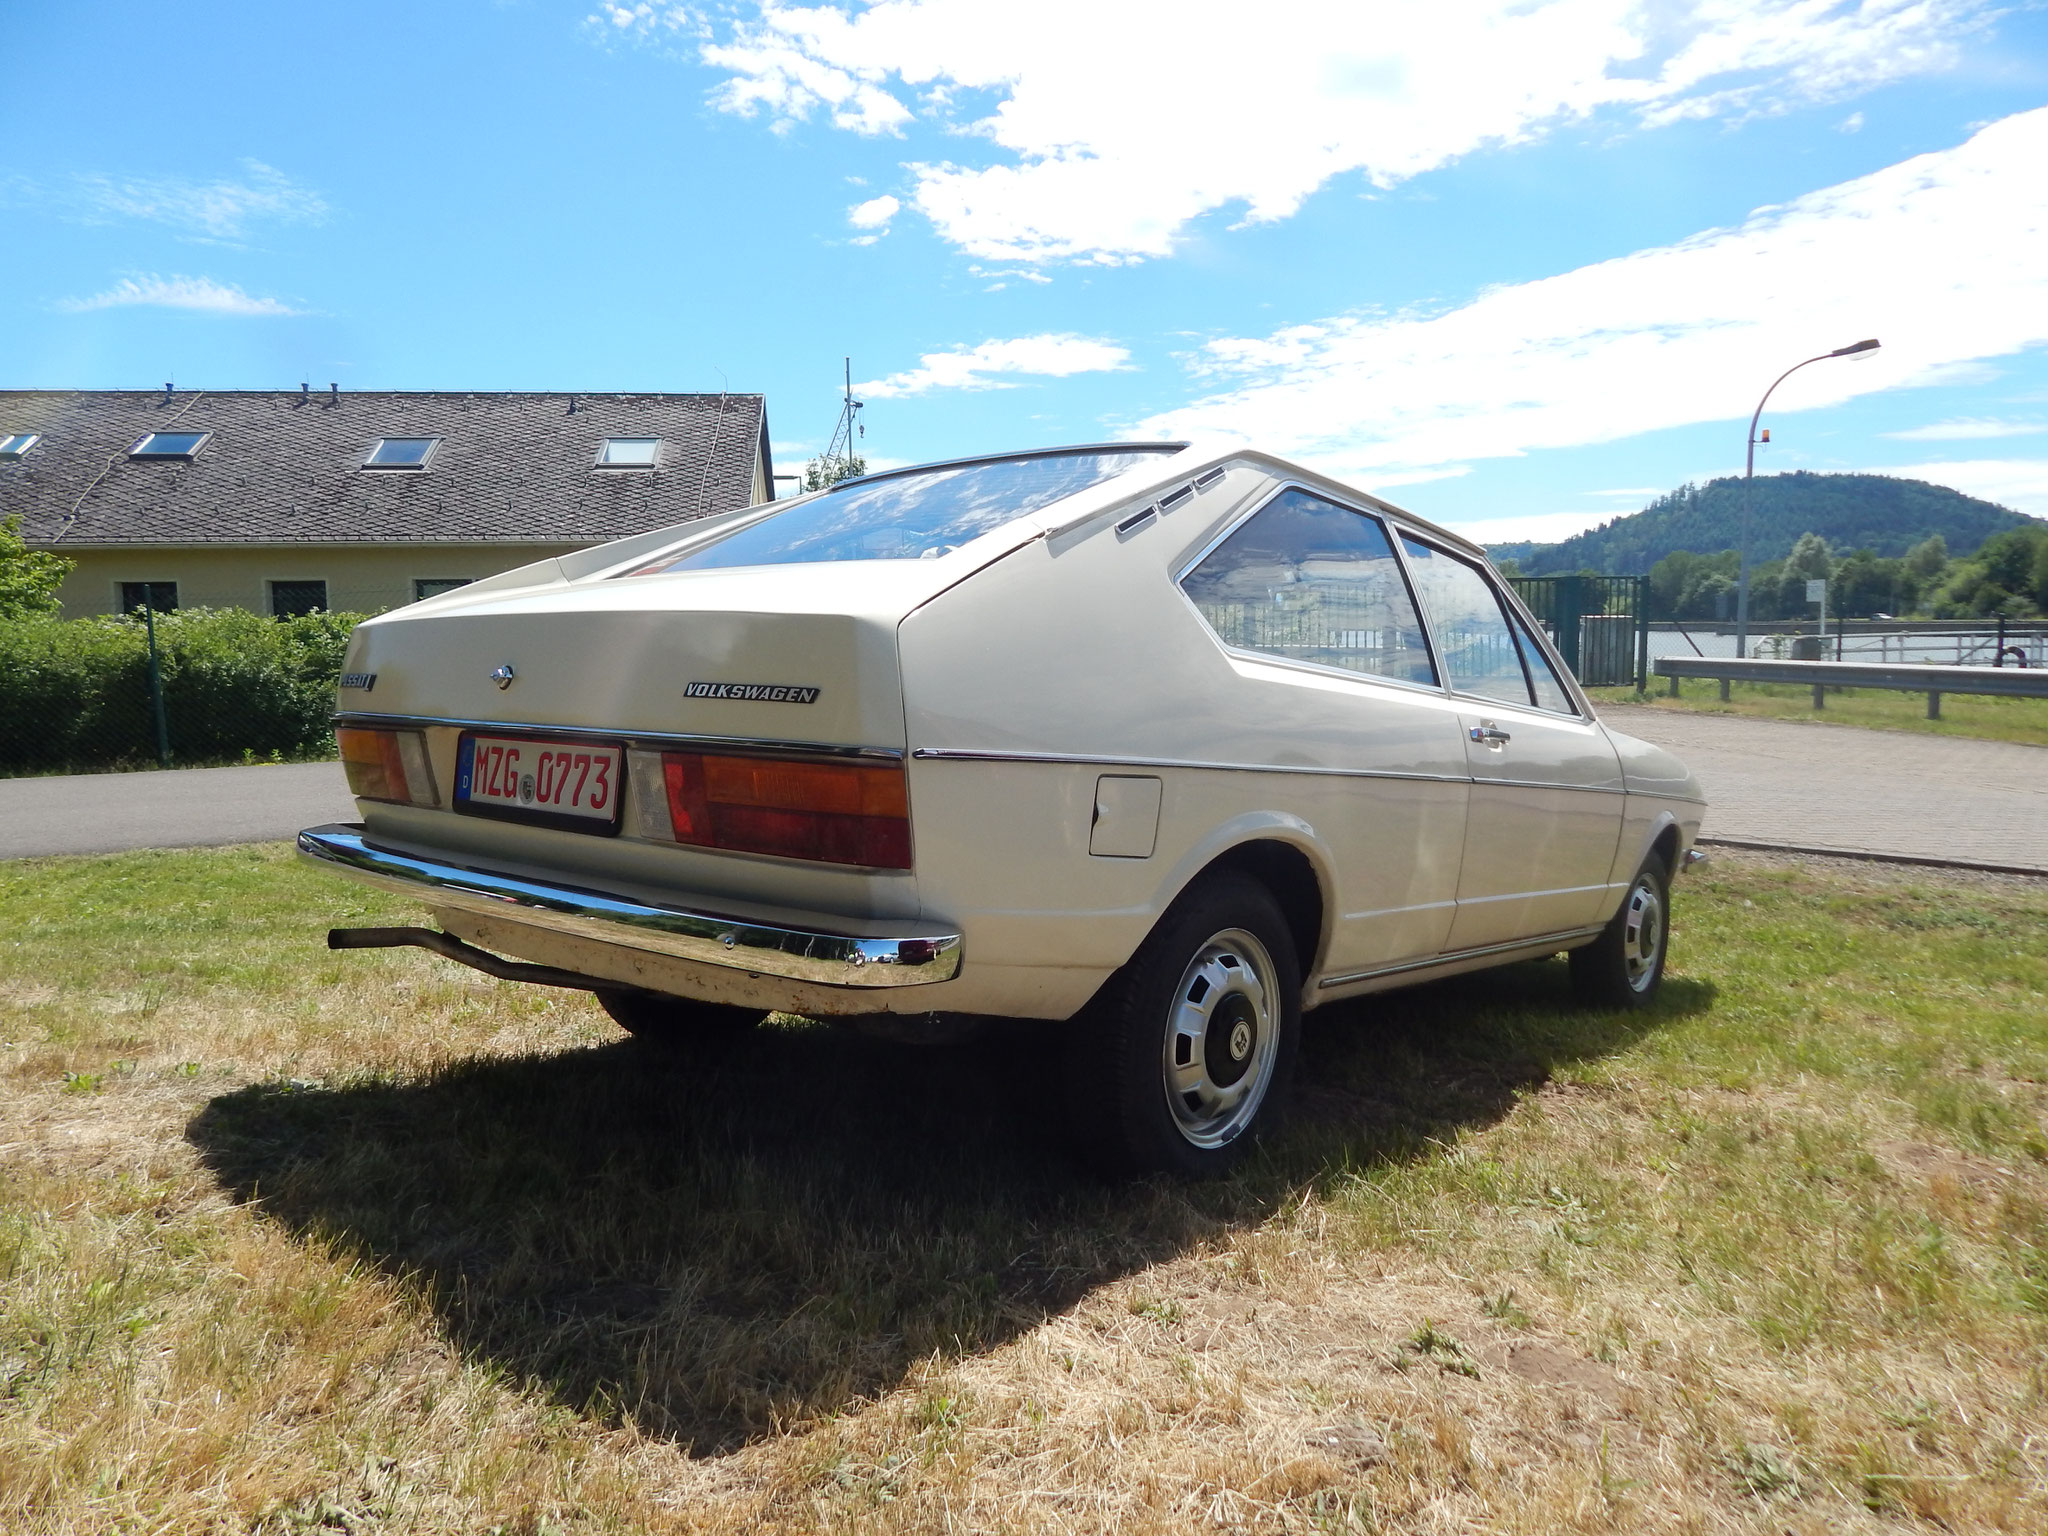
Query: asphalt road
[[0, 761, 355, 860], [3, 711, 2043, 872]]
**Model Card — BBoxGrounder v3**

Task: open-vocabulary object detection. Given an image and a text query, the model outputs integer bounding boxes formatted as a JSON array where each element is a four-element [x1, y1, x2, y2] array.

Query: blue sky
[[5, 0, 2047, 544]]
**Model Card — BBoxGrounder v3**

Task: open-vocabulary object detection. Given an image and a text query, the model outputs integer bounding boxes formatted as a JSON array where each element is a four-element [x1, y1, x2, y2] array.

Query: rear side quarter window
[[1180, 488, 1437, 688]]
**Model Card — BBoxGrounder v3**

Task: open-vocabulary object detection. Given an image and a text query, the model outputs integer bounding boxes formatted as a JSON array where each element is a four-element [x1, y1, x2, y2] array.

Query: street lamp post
[[1734, 338, 1881, 659]]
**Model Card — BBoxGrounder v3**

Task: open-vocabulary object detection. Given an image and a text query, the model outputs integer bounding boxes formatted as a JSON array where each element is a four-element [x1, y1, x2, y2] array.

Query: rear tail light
[[337, 727, 439, 807], [648, 750, 911, 870]]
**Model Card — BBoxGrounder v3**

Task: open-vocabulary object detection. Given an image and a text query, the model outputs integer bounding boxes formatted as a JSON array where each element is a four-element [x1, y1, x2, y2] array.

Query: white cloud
[[58, 274, 305, 317], [1883, 417, 2044, 441], [857, 333, 1133, 398], [1443, 509, 1629, 545], [696, 0, 1993, 263], [1863, 459, 2048, 518], [846, 192, 901, 244], [74, 160, 326, 241], [1132, 110, 2048, 492]]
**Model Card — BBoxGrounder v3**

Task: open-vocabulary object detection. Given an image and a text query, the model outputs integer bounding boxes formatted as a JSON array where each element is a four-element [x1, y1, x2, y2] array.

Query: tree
[[1903, 533, 1948, 583], [803, 453, 867, 491], [0, 514, 72, 619]]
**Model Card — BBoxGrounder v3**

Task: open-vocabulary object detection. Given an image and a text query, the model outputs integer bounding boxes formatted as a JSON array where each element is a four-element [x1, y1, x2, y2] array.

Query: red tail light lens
[[337, 727, 438, 807], [659, 751, 911, 869]]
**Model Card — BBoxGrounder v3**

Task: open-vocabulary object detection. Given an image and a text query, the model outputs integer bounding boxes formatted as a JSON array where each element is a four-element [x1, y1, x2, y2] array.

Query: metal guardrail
[[1655, 655, 2048, 719]]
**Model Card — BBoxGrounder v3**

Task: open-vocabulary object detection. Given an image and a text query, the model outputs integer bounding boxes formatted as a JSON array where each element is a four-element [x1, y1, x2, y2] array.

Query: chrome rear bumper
[[296, 823, 962, 988]]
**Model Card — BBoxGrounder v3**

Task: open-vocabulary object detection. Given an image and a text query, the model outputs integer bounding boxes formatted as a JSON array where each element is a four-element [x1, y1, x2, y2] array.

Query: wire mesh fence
[[0, 606, 359, 776]]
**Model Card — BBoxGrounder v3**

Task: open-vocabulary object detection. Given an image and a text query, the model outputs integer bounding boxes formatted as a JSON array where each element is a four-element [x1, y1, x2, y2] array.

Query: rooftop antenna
[[818, 356, 865, 486]]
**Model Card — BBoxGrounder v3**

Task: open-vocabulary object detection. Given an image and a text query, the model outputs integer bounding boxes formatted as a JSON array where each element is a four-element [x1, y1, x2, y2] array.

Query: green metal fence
[[1508, 575, 1648, 690]]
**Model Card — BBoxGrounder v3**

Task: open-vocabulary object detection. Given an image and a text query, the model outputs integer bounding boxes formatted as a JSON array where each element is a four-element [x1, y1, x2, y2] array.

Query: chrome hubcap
[[1162, 927, 1281, 1149], [1622, 878, 1664, 992]]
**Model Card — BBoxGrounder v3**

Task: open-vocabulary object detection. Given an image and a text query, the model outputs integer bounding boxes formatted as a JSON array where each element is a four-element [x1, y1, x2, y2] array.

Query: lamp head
[[1831, 338, 1881, 357]]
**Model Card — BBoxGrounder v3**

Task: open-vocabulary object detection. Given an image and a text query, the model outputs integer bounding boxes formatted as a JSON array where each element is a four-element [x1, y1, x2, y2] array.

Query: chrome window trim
[[333, 711, 904, 763], [297, 823, 960, 989], [1172, 477, 1449, 698], [828, 440, 1186, 496]]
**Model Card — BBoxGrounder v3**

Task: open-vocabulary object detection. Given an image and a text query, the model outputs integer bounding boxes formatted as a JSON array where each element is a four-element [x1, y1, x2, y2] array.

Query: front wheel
[[596, 990, 768, 1049], [1569, 853, 1670, 1009], [1065, 873, 1301, 1178]]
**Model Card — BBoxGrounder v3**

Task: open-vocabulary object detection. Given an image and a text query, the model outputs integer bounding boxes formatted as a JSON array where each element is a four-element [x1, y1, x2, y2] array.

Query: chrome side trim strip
[[1316, 925, 1604, 990], [910, 747, 1469, 785], [296, 823, 961, 988], [335, 712, 904, 762]]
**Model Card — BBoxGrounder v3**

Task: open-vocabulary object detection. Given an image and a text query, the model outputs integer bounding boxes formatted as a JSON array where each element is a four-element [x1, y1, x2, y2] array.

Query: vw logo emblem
[[1228, 1019, 1254, 1061], [490, 664, 515, 690]]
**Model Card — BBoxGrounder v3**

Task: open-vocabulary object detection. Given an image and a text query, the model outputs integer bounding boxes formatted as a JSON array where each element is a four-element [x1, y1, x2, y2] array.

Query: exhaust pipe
[[327, 926, 658, 998]]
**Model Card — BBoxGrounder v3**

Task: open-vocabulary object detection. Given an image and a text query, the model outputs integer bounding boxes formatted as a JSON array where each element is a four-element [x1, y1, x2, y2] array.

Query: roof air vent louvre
[[1159, 484, 1194, 511], [1194, 467, 1226, 490]]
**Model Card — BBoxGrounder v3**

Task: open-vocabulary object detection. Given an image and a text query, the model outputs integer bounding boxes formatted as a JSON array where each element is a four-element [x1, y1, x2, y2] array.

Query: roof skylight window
[[0, 433, 39, 459], [364, 437, 438, 470], [131, 432, 209, 459], [598, 437, 660, 468]]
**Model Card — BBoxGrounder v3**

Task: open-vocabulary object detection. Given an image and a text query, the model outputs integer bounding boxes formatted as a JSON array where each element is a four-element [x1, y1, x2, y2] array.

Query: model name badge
[[338, 672, 377, 691], [685, 681, 821, 704]]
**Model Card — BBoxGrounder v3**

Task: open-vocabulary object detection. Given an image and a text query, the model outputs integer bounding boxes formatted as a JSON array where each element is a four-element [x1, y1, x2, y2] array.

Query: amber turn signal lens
[[337, 727, 437, 807], [660, 751, 911, 869]]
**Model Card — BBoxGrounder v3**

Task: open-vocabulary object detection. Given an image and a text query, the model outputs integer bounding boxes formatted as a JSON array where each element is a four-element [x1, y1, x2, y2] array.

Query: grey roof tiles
[[0, 389, 771, 546]]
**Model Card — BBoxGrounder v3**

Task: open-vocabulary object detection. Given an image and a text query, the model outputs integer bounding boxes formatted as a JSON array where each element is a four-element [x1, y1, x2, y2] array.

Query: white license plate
[[457, 734, 622, 827]]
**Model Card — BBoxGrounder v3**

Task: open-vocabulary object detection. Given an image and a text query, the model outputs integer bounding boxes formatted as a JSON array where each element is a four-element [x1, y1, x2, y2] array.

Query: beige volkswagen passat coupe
[[302, 442, 1705, 1176]]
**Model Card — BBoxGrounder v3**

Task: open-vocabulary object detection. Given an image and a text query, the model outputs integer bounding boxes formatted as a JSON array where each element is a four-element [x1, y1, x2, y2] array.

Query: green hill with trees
[[1487, 471, 2035, 574], [1484, 471, 2048, 620]]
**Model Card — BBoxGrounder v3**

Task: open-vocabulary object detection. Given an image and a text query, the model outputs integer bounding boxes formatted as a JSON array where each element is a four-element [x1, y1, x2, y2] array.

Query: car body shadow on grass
[[185, 958, 1712, 1456]]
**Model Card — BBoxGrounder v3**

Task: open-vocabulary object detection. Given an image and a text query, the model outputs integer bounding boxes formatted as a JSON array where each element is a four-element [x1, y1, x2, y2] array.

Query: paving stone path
[[1602, 704, 2048, 873]]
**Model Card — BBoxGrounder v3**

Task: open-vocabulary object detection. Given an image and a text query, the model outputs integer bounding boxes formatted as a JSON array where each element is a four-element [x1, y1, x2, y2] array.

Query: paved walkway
[[1602, 705, 2048, 873], [0, 761, 353, 860]]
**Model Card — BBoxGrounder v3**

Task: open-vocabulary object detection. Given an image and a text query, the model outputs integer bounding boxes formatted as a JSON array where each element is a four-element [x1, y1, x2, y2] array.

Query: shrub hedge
[[0, 608, 362, 774]]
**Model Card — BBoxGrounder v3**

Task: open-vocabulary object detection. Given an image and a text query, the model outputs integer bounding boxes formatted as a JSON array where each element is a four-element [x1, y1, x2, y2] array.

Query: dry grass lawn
[[3, 843, 2045, 1533]]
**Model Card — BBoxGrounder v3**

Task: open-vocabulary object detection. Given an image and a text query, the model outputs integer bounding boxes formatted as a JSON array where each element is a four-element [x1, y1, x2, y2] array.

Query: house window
[[270, 580, 328, 618], [597, 437, 660, 468], [119, 581, 179, 614], [0, 433, 39, 459], [131, 432, 209, 458], [364, 437, 438, 470], [413, 578, 474, 601]]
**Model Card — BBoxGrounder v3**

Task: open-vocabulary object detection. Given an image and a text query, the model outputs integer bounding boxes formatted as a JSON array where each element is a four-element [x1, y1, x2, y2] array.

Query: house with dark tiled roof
[[0, 388, 773, 617]]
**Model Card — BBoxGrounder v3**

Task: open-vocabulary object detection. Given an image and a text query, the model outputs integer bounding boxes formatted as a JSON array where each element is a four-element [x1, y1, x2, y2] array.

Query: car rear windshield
[[631, 447, 1178, 573]]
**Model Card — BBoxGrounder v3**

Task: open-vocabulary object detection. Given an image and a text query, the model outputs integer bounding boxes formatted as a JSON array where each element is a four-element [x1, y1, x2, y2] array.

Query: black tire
[[1569, 851, 1671, 1009], [595, 990, 769, 1048], [1064, 872, 1301, 1178]]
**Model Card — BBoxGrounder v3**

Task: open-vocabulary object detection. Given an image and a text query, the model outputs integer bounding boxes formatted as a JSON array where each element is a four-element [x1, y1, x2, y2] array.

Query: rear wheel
[[596, 990, 768, 1048], [1066, 873, 1301, 1178], [1569, 852, 1670, 1009]]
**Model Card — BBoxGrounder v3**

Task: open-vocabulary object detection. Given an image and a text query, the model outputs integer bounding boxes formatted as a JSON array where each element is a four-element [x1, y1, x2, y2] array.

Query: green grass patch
[[1589, 678, 2048, 745], [2, 844, 2045, 1532]]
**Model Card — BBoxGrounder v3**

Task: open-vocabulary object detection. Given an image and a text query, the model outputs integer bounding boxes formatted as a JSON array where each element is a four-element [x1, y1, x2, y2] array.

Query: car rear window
[[631, 447, 1177, 573]]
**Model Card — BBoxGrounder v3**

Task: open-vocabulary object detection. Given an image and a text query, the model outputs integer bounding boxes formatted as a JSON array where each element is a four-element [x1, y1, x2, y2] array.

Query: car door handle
[[1469, 723, 1511, 746]]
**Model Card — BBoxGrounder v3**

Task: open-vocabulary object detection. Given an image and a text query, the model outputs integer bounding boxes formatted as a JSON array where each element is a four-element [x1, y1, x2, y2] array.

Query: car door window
[[1181, 489, 1437, 686], [1396, 535, 1532, 706], [1510, 611, 1577, 713]]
